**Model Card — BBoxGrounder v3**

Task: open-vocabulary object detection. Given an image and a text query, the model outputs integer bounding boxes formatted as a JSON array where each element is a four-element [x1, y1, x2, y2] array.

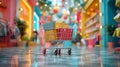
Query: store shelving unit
[[85, 13, 100, 39], [81, 0, 100, 47]]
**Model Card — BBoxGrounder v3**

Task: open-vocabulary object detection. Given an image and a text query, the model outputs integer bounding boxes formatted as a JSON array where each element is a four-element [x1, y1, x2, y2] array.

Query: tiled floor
[[0, 46, 120, 67]]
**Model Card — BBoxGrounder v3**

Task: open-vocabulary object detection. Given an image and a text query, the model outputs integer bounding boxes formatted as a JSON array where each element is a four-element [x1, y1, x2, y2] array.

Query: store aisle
[[0, 46, 120, 67]]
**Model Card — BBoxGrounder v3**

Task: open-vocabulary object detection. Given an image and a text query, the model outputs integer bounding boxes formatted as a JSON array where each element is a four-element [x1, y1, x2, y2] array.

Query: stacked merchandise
[[112, 0, 120, 51], [114, 0, 120, 22], [56, 28, 73, 40], [43, 22, 73, 42], [43, 22, 55, 31], [114, 12, 120, 22], [44, 30, 58, 42], [55, 22, 73, 40], [43, 22, 57, 42], [55, 22, 69, 29]]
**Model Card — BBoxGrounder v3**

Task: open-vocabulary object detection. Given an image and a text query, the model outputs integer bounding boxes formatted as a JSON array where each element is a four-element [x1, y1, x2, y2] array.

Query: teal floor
[[0, 45, 120, 67]]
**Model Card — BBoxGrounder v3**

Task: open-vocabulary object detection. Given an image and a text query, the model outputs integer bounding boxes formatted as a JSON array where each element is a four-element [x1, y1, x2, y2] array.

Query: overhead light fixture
[[87, 12, 90, 15], [19, 7, 23, 12], [34, 29, 36, 31], [95, 3, 98, 6], [36, 2, 39, 6], [49, 7, 52, 9], [65, 2, 68, 5], [34, 21, 36, 23], [84, 0, 87, 2], [100, 25, 102, 29], [90, 8, 93, 11], [45, 4, 47, 6], [99, 12, 103, 16], [99, 0, 102, 3], [0, 1, 2, 4], [77, 4, 80, 6]]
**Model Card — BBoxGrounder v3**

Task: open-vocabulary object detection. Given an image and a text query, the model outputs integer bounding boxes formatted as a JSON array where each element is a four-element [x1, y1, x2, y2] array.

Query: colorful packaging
[[116, 0, 120, 8], [57, 28, 73, 40], [43, 22, 55, 31], [44, 30, 58, 42], [55, 22, 69, 29]]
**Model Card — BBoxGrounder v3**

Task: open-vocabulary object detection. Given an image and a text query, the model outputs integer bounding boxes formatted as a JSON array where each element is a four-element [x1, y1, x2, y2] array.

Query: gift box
[[44, 30, 58, 42], [55, 22, 69, 29], [57, 28, 73, 40], [43, 22, 55, 31]]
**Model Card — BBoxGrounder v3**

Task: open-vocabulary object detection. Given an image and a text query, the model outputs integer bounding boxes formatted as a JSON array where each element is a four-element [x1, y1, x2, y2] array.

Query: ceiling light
[[19, 7, 23, 12], [77, 4, 80, 6], [90, 8, 93, 11], [95, 3, 98, 6], [99, 0, 102, 3], [45, 4, 47, 6], [65, 2, 68, 5], [84, 0, 87, 2], [87, 12, 90, 15], [36, 2, 39, 6], [49, 7, 52, 9], [34, 21, 36, 23], [100, 25, 102, 29], [99, 12, 103, 16]]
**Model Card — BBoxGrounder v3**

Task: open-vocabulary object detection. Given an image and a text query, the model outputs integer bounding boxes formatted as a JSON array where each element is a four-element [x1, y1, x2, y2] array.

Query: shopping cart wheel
[[43, 48, 46, 56], [54, 48, 58, 56], [68, 48, 71, 55], [58, 48, 61, 56]]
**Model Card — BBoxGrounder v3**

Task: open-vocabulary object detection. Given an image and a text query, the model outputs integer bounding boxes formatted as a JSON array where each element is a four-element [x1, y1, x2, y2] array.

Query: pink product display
[[56, 28, 73, 40], [39, 16, 47, 24]]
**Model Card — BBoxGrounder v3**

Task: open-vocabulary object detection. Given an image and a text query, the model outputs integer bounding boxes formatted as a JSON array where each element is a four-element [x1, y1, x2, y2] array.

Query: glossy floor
[[0, 46, 120, 67]]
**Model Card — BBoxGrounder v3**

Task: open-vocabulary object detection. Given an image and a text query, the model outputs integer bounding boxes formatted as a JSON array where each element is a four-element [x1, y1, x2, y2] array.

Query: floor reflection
[[10, 55, 19, 67], [0, 46, 120, 67], [24, 49, 32, 67]]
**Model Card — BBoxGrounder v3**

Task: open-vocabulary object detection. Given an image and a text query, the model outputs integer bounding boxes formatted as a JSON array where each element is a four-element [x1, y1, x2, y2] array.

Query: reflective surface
[[0, 46, 120, 67]]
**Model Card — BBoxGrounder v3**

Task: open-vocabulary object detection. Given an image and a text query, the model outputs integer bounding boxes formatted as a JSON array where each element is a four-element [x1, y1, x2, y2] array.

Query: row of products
[[114, 0, 120, 22], [114, 12, 120, 22], [44, 28, 73, 42], [113, 27, 120, 37], [85, 26, 99, 34], [113, 0, 120, 37], [43, 21, 73, 42], [86, 14, 99, 27], [43, 22, 69, 31]]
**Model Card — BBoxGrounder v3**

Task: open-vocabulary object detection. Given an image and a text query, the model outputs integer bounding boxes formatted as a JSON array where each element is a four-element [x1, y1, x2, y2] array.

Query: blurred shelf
[[86, 36, 96, 40], [86, 20, 99, 29], [85, 27, 99, 34], [84, 0, 94, 10], [84, 13, 98, 24]]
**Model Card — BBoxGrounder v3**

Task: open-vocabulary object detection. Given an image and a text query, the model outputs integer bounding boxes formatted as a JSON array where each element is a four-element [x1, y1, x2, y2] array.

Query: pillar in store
[[20, 0, 32, 38], [101, 0, 118, 48]]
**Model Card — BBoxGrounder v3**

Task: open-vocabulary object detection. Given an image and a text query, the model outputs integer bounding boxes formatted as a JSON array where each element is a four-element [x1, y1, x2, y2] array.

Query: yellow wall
[[20, 0, 32, 38]]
